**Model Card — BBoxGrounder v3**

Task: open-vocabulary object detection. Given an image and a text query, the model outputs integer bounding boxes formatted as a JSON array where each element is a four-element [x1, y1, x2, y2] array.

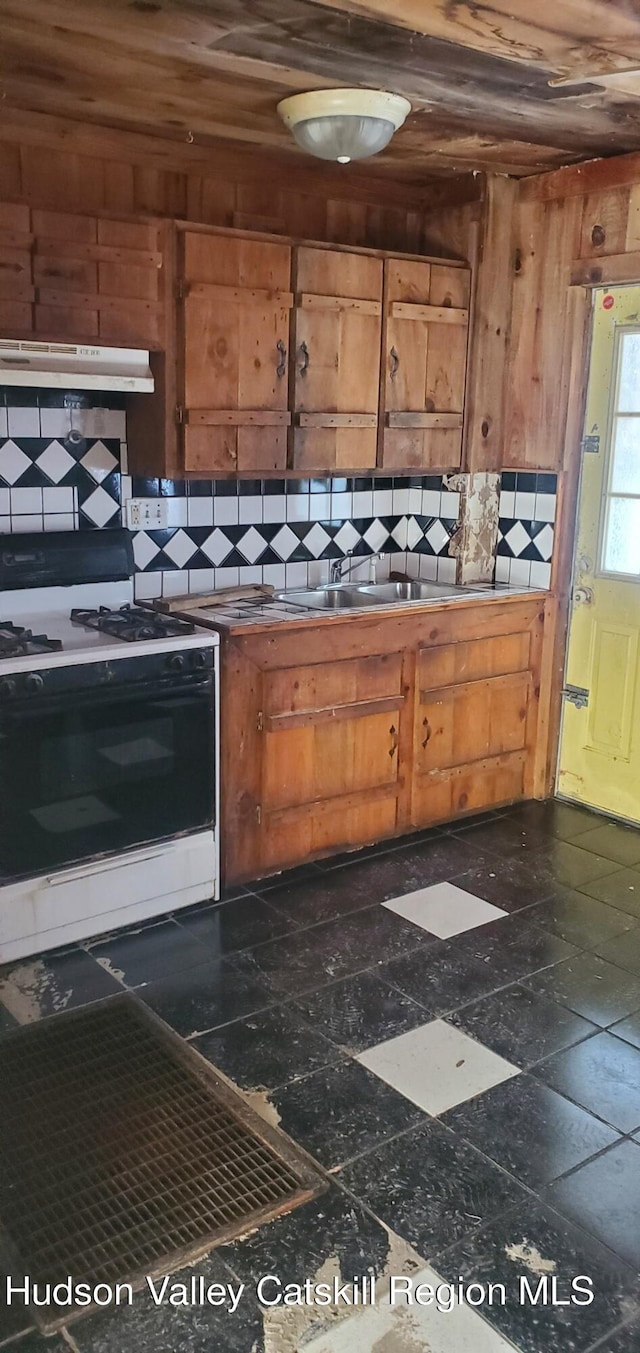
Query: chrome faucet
[[330, 549, 386, 584]]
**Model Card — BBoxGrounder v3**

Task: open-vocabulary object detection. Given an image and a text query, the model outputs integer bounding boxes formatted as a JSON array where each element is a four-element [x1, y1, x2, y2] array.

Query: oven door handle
[[46, 844, 170, 887], [0, 675, 213, 719]]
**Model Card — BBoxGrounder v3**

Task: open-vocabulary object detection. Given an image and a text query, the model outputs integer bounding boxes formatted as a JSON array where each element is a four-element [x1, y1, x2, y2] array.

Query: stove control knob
[[0, 677, 16, 700], [166, 653, 185, 672], [193, 650, 207, 669], [25, 672, 45, 694]]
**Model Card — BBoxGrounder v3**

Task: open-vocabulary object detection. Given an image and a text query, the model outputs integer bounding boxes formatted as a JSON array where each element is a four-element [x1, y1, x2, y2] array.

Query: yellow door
[[558, 285, 640, 822]]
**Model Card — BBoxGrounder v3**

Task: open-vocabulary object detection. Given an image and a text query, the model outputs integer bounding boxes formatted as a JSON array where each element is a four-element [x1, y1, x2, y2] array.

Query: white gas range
[[0, 530, 219, 964]]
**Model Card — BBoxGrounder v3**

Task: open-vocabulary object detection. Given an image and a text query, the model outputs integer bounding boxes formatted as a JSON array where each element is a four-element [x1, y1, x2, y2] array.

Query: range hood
[[0, 340, 154, 392]]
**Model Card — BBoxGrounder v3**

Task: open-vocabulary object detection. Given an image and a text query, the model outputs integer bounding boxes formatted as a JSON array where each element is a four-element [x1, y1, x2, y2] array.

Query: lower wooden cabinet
[[220, 597, 546, 884]]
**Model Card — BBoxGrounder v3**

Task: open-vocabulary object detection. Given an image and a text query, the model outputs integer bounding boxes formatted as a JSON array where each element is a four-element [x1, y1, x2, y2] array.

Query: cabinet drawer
[[417, 671, 532, 772], [418, 631, 531, 690]]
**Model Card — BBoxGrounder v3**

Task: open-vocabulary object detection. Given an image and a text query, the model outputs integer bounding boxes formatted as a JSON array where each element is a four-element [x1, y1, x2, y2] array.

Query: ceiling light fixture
[[277, 88, 411, 164]]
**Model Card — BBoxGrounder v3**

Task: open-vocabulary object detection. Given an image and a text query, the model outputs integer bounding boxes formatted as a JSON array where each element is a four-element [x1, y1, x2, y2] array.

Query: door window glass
[[601, 329, 640, 577]]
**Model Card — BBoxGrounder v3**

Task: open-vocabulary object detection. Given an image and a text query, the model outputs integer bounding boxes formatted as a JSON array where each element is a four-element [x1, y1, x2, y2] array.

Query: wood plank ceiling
[[1, 0, 640, 183]]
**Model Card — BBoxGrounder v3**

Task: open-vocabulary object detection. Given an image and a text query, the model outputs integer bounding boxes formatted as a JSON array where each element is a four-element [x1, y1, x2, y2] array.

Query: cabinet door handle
[[389, 723, 399, 758], [422, 716, 431, 748], [298, 341, 310, 377], [276, 339, 287, 378], [389, 346, 399, 380]]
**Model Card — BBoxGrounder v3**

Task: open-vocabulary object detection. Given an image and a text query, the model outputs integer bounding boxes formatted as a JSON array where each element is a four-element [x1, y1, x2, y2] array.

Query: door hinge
[[562, 684, 589, 709], [175, 279, 185, 301], [175, 404, 184, 425], [256, 804, 262, 826], [581, 434, 600, 454], [256, 710, 264, 732]]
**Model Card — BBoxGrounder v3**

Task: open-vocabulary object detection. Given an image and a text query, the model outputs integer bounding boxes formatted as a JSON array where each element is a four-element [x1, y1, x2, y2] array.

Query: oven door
[[0, 673, 215, 880]]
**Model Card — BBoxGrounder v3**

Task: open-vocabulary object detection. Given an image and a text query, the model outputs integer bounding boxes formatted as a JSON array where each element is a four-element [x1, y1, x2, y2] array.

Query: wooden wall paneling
[[463, 176, 516, 473], [504, 194, 582, 469], [421, 196, 481, 262], [0, 143, 22, 201], [126, 220, 179, 479], [626, 184, 640, 250], [0, 203, 165, 348], [579, 186, 632, 258]]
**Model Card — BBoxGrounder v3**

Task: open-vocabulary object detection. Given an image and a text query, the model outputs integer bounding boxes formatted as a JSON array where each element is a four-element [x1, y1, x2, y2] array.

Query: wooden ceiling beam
[[520, 148, 640, 201], [303, 0, 640, 80]]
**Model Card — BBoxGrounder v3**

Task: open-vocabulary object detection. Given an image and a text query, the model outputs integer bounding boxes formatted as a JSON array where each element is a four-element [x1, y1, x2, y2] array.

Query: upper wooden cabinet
[[179, 231, 292, 475], [290, 247, 383, 473], [380, 259, 470, 470], [0, 204, 164, 350]]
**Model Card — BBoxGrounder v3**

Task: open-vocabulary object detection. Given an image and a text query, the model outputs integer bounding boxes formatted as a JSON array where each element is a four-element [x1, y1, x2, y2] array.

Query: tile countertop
[[176, 583, 548, 637]]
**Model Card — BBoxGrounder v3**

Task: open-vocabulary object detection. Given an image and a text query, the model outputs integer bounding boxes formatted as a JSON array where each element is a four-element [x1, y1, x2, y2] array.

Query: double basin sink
[[276, 580, 486, 611]]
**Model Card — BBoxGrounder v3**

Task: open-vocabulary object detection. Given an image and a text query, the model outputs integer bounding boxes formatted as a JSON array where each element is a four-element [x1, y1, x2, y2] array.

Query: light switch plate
[[126, 498, 169, 529]]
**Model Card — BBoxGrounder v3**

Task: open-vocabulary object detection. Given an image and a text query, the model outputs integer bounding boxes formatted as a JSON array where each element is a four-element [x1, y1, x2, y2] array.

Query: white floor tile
[[383, 881, 507, 938], [304, 1264, 516, 1352], [358, 1020, 519, 1116]]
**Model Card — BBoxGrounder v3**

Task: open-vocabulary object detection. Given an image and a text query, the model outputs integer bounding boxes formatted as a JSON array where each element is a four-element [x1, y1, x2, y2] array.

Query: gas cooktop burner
[[0, 622, 64, 658], [70, 605, 196, 642]]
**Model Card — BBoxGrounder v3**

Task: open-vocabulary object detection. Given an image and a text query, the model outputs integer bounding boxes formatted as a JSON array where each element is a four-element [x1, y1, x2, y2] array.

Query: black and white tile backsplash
[[0, 390, 123, 533], [0, 389, 461, 597], [0, 390, 558, 595], [128, 475, 460, 599], [496, 471, 557, 590]]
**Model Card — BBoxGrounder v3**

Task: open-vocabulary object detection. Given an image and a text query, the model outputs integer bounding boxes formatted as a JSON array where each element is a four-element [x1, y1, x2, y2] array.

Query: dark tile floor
[[2, 797, 640, 1352]]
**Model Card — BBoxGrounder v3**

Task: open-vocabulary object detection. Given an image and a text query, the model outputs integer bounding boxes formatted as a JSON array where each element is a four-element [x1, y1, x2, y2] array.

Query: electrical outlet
[[126, 498, 170, 530]]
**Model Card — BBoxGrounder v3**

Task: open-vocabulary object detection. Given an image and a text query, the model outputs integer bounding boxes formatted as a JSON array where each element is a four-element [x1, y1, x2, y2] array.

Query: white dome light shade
[[277, 89, 411, 164]]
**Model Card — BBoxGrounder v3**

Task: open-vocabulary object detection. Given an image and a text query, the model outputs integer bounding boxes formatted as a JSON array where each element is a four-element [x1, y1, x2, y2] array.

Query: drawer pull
[[422, 716, 432, 748]]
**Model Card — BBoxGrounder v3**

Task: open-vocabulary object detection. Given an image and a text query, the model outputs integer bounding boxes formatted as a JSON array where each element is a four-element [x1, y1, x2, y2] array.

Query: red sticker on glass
[[603, 294, 615, 309]]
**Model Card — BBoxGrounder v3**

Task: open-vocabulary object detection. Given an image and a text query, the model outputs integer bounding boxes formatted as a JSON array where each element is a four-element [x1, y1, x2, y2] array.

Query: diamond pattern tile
[[425, 520, 450, 554], [271, 524, 300, 561], [505, 521, 531, 556], [237, 526, 267, 564], [133, 531, 161, 570], [80, 440, 119, 482], [79, 484, 120, 527], [35, 439, 76, 484], [162, 528, 198, 567], [364, 518, 389, 551], [334, 521, 361, 553], [200, 529, 233, 566], [304, 522, 332, 558], [0, 439, 33, 485]]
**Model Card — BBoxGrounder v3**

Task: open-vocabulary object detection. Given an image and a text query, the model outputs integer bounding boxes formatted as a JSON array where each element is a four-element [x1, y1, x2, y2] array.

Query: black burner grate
[[0, 996, 324, 1331], [0, 622, 63, 657], [70, 605, 196, 642]]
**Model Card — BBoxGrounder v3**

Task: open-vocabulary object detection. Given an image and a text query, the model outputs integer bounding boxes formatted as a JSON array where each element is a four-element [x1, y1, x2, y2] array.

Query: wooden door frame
[[534, 283, 593, 797]]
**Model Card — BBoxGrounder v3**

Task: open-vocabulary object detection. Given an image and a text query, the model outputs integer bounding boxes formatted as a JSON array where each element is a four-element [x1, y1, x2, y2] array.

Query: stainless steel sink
[[276, 584, 379, 610], [276, 578, 481, 610], [353, 580, 462, 602]]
